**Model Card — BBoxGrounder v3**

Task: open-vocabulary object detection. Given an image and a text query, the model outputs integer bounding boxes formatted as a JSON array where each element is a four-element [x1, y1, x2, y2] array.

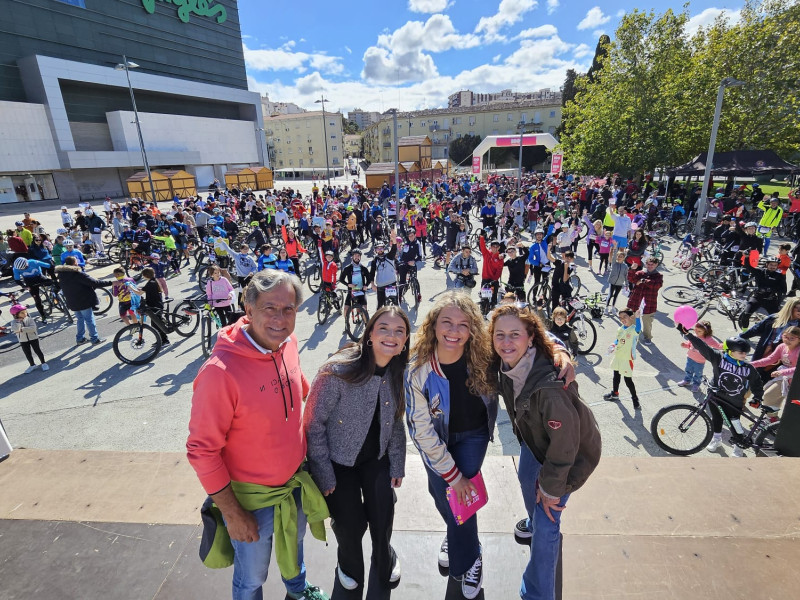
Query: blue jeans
[[74, 307, 99, 343], [229, 489, 307, 600], [424, 426, 489, 578], [518, 443, 570, 600], [683, 357, 704, 385]]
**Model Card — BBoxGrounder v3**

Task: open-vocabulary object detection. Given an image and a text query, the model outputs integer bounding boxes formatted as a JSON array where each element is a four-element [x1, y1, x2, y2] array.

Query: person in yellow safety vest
[[757, 192, 784, 255]]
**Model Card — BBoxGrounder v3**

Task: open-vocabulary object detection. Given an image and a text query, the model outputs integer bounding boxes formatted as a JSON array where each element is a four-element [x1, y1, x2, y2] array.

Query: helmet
[[15, 221, 23, 227], [166, 215, 174, 220], [122, 223, 130, 228], [56, 228, 67, 235], [138, 221, 147, 227], [9, 304, 27, 317], [250, 221, 259, 227], [63, 239, 75, 247], [745, 221, 757, 229], [764, 255, 780, 263], [351, 248, 362, 255], [534, 228, 544, 235], [714, 193, 724, 199], [324, 249, 334, 256], [724, 337, 751, 354], [61, 206, 67, 210], [13, 257, 29, 270], [150, 253, 160, 259], [752, 183, 760, 188]]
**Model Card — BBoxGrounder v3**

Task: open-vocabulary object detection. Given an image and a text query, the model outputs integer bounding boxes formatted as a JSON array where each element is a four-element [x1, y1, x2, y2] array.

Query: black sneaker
[[76, 338, 89, 346], [632, 398, 641, 410], [437, 535, 449, 576], [460, 555, 483, 600], [514, 518, 532, 545], [603, 391, 620, 401]]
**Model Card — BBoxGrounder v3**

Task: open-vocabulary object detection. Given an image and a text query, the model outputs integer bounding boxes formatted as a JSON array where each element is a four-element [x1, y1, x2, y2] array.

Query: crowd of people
[[2, 171, 799, 600]]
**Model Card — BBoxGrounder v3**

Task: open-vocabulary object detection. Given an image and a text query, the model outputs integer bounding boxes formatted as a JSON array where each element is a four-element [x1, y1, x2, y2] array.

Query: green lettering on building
[[141, 0, 227, 24]]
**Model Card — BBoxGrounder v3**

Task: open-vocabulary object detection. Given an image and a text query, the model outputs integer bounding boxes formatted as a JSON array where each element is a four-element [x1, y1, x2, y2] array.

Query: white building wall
[[0, 101, 60, 172], [106, 111, 259, 166]]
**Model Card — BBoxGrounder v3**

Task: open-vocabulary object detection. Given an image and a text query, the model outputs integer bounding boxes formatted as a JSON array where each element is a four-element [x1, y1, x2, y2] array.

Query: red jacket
[[479, 235, 504, 281], [187, 324, 310, 493]]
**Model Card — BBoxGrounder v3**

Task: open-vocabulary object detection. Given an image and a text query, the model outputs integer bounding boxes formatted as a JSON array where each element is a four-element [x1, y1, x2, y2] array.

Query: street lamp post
[[115, 56, 156, 203], [516, 120, 527, 194], [315, 97, 331, 188], [694, 77, 747, 236]]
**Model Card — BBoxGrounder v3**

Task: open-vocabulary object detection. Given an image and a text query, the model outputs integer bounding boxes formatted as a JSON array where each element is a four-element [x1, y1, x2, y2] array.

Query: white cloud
[[685, 7, 742, 37], [592, 29, 606, 38], [577, 6, 610, 30], [408, 0, 452, 13], [517, 24, 558, 39], [492, 54, 502, 62], [344, 46, 352, 54], [475, 0, 538, 42], [243, 44, 344, 75], [616, 9, 625, 18], [362, 14, 480, 83], [249, 38, 590, 114], [572, 43, 592, 58], [546, 0, 559, 14]]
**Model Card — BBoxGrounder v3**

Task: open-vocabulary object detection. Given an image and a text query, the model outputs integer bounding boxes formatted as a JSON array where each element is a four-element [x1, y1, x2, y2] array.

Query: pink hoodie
[[751, 343, 799, 378], [682, 335, 722, 364], [187, 320, 309, 494]]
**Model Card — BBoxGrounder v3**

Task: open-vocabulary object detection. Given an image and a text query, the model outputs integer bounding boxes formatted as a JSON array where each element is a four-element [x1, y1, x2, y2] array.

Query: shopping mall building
[[0, 0, 266, 204]]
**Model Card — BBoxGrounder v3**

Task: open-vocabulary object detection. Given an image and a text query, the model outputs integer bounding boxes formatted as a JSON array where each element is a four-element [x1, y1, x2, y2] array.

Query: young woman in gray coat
[[304, 306, 410, 599]]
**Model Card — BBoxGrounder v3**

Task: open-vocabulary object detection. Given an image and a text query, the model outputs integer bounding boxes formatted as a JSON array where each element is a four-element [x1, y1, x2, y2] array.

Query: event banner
[[472, 156, 481, 174], [551, 153, 563, 175]]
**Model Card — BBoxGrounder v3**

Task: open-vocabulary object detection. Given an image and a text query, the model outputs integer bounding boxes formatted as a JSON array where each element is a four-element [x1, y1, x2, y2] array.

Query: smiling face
[[369, 313, 408, 367], [435, 305, 472, 362], [245, 283, 298, 351], [492, 315, 533, 368]]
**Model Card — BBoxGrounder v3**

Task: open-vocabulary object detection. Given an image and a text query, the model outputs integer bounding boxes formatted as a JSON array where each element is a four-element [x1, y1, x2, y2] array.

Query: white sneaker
[[460, 554, 484, 600], [24, 365, 37, 374], [706, 437, 722, 452], [732, 445, 745, 458], [337, 565, 358, 591], [438, 536, 449, 568], [389, 555, 401, 583], [41, 363, 50, 371]]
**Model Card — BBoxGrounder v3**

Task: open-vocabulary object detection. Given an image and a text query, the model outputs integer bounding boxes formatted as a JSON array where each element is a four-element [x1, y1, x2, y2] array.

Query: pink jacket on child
[[750, 343, 799, 378], [681, 335, 722, 364]]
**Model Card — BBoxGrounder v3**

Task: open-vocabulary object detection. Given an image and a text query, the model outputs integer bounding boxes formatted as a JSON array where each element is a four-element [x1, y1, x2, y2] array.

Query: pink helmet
[[9, 304, 27, 316]]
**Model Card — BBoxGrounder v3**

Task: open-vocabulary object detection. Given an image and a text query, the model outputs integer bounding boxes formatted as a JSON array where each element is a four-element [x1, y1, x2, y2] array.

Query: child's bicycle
[[650, 377, 780, 456]]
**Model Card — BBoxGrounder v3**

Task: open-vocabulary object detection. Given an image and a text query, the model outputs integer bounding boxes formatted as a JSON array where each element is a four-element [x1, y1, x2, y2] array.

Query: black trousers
[[326, 455, 396, 600], [711, 398, 742, 435], [613, 370, 638, 399], [20, 339, 45, 365], [607, 284, 623, 307]]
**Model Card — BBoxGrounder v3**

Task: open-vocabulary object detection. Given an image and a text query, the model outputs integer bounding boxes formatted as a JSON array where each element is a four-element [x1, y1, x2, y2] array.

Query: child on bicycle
[[321, 248, 339, 296], [604, 308, 642, 410], [112, 267, 139, 325], [677, 320, 721, 392], [676, 325, 764, 456], [204, 264, 236, 326], [549, 306, 577, 356], [128, 267, 170, 345]]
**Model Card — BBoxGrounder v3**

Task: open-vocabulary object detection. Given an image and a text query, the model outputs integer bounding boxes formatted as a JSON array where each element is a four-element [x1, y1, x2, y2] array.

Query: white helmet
[[63, 238, 75, 247], [14, 257, 29, 270]]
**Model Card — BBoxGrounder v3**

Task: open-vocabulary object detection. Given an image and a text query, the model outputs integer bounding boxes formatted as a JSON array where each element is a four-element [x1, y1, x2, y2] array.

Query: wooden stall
[[126, 171, 171, 202], [224, 168, 257, 190], [160, 170, 197, 199], [251, 166, 274, 190]]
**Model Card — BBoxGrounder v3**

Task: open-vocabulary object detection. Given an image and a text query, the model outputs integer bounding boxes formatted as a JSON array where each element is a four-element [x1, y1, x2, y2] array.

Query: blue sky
[[238, 0, 742, 114]]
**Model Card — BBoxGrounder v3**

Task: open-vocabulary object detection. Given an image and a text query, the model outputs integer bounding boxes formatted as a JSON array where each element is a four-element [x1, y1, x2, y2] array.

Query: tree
[[556, 68, 582, 139], [342, 116, 359, 135], [448, 134, 482, 167], [586, 35, 610, 83]]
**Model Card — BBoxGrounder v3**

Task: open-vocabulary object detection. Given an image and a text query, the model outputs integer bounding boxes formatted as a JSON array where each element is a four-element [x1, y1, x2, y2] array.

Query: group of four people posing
[[187, 269, 601, 600]]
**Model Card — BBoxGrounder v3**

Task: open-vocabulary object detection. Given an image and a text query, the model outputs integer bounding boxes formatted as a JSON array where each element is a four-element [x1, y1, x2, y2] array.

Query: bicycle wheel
[[317, 295, 331, 324], [336, 289, 345, 314], [171, 300, 201, 337], [51, 292, 73, 324], [345, 305, 369, 342], [307, 264, 321, 293], [569, 274, 581, 292], [102, 229, 115, 244], [39, 290, 54, 318], [201, 314, 219, 358], [411, 278, 421, 307], [650, 404, 713, 456], [752, 421, 780, 453], [93, 287, 114, 315], [572, 316, 597, 355], [197, 265, 212, 293], [661, 285, 702, 305], [113, 322, 162, 365]]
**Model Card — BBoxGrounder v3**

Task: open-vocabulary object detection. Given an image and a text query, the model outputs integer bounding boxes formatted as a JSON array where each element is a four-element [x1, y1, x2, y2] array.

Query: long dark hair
[[325, 306, 410, 419]]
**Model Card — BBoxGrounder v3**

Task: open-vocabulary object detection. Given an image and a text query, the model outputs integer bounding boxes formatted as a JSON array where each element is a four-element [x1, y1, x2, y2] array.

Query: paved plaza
[[1, 176, 799, 600]]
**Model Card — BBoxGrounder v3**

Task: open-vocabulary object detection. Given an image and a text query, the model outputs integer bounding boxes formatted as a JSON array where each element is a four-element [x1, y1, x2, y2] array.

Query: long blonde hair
[[773, 297, 800, 328], [411, 291, 494, 397]]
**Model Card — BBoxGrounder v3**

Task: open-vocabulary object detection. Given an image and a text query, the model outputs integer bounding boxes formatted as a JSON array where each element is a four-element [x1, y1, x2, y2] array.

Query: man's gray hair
[[243, 270, 303, 307]]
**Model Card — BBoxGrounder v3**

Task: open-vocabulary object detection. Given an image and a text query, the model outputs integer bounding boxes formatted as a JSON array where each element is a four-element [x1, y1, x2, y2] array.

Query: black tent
[[668, 150, 799, 177]]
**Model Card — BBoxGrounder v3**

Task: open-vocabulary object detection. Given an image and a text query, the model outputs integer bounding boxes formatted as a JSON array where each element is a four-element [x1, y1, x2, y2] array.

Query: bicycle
[[564, 296, 598, 355], [317, 284, 344, 325], [344, 289, 369, 342], [113, 307, 165, 365], [38, 283, 73, 324], [200, 300, 226, 358], [650, 378, 780, 456], [399, 264, 421, 308], [305, 255, 322, 294], [479, 281, 499, 317]]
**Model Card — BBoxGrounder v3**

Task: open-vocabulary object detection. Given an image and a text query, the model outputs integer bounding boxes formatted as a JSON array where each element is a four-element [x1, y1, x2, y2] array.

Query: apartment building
[[448, 88, 561, 108], [343, 134, 362, 158], [261, 95, 305, 117], [264, 110, 344, 172], [362, 99, 562, 165], [347, 108, 381, 130]]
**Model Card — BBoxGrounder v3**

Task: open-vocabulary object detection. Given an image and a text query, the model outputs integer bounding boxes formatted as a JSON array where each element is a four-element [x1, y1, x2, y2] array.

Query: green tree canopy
[[448, 134, 482, 166], [560, 0, 800, 175]]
